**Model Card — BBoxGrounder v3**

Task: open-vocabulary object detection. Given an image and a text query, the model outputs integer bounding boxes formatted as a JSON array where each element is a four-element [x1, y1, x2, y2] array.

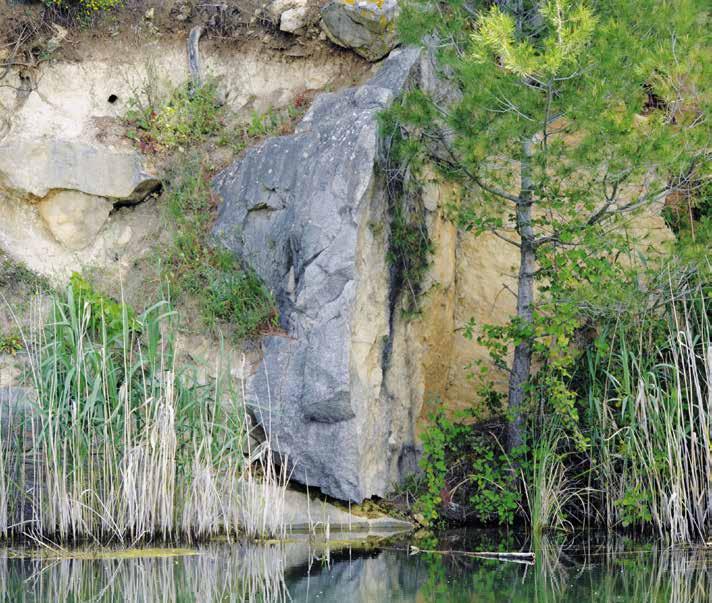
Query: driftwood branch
[[409, 546, 535, 565]]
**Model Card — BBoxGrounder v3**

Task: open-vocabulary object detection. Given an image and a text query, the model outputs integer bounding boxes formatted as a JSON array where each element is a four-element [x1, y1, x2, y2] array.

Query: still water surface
[[1, 532, 711, 602]]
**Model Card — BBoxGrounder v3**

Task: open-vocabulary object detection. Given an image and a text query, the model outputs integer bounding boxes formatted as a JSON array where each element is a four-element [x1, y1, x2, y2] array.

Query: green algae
[[3, 545, 199, 561]]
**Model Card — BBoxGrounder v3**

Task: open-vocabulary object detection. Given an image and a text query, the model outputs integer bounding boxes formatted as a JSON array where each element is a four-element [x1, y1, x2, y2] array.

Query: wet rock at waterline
[[281, 489, 412, 532], [213, 47, 422, 502], [320, 0, 399, 62]]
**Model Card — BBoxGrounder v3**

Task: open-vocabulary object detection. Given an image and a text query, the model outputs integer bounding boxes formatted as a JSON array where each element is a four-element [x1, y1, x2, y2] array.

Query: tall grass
[[522, 424, 581, 536], [0, 286, 287, 544], [586, 278, 711, 542]]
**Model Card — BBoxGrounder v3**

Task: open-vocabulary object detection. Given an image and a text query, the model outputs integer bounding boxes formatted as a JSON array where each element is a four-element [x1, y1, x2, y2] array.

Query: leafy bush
[[416, 409, 522, 527], [69, 273, 141, 339]]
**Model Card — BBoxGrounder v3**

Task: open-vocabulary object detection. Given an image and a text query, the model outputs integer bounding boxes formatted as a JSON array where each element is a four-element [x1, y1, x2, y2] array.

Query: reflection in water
[[0, 535, 711, 602], [0, 544, 292, 603]]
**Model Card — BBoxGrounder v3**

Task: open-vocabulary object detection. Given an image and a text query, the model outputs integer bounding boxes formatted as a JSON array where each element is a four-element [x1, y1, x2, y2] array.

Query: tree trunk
[[507, 138, 536, 451]]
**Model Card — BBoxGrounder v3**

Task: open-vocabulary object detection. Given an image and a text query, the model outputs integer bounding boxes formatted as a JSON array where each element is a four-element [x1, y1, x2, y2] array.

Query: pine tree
[[391, 0, 711, 448]]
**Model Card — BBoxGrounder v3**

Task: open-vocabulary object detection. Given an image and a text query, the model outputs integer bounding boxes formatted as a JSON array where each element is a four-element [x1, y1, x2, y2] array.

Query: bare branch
[[490, 230, 522, 248], [432, 131, 521, 203]]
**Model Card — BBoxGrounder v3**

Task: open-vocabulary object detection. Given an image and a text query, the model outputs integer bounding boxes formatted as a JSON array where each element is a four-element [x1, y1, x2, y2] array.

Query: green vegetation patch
[[379, 107, 433, 317], [217, 93, 313, 156], [0, 332, 23, 355], [162, 157, 278, 339], [43, 0, 124, 12], [0, 282, 261, 543], [69, 273, 141, 338], [121, 78, 293, 340], [407, 409, 522, 528], [126, 80, 224, 153], [0, 251, 51, 294]]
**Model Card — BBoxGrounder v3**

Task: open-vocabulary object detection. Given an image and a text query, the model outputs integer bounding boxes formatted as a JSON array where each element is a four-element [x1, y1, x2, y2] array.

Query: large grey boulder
[[320, 0, 399, 62], [213, 48, 423, 502]]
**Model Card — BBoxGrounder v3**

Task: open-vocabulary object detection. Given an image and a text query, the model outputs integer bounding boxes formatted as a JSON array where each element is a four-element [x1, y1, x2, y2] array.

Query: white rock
[[280, 6, 312, 33], [0, 139, 158, 200], [269, 0, 307, 22]]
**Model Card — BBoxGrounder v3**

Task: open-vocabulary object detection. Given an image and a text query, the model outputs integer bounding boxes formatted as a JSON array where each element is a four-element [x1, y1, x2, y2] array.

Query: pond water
[[1, 532, 711, 602]]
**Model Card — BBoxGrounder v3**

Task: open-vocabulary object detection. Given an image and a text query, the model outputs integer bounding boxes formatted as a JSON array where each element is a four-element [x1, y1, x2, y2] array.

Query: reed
[[0, 285, 288, 544], [586, 276, 712, 542], [523, 424, 581, 536]]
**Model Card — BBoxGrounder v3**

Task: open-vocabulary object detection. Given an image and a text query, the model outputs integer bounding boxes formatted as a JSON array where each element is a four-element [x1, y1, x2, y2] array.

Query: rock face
[[0, 140, 158, 201], [320, 0, 399, 62], [38, 191, 114, 251], [213, 48, 422, 501]]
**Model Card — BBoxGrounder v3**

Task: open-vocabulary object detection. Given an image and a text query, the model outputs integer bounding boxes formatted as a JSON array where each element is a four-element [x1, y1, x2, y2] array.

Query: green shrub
[[416, 409, 522, 527], [43, 0, 123, 12], [69, 273, 141, 339], [202, 262, 279, 340], [126, 81, 223, 152]]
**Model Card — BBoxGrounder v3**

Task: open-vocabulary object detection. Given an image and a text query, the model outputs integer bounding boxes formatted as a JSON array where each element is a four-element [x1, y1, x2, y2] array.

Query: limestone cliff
[[0, 14, 674, 504]]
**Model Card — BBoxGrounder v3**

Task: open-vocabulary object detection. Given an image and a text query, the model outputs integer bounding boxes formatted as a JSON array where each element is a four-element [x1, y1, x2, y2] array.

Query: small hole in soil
[[107, 94, 119, 104]]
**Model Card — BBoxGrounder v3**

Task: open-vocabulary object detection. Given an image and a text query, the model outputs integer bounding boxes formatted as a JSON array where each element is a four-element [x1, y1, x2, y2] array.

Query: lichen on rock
[[320, 0, 399, 62]]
